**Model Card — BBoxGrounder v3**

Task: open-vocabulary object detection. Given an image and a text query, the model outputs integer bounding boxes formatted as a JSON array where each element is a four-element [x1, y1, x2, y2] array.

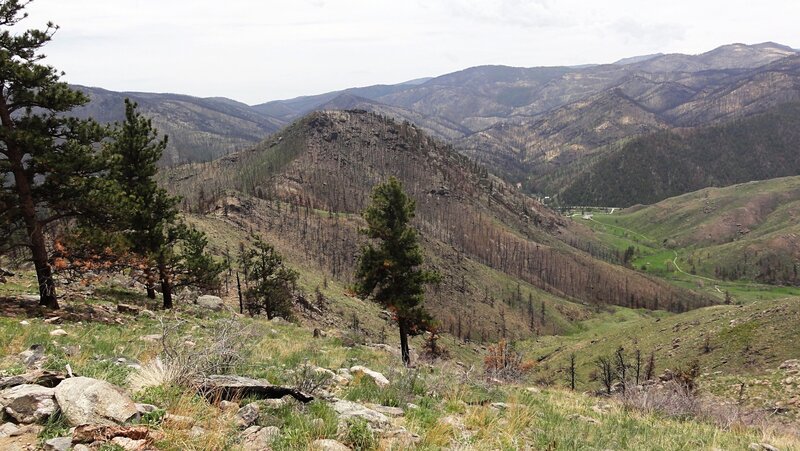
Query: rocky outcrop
[[241, 425, 280, 450], [54, 377, 139, 426], [349, 366, 389, 387], [196, 295, 225, 311], [0, 384, 57, 423]]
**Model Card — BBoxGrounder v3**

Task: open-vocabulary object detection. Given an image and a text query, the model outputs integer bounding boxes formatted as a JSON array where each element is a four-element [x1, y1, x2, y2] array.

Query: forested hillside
[[164, 110, 714, 341], [550, 103, 800, 207]]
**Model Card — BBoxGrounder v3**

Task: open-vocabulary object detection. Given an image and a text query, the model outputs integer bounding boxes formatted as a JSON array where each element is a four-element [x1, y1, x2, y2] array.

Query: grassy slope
[[522, 297, 800, 417], [583, 176, 800, 288], [0, 285, 797, 450]]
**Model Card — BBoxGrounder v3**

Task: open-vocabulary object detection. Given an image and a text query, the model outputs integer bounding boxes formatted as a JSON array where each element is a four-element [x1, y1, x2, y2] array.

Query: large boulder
[[0, 384, 57, 423], [54, 377, 139, 426], [196, 295, 224, 311], [194, 375, 313, 403]]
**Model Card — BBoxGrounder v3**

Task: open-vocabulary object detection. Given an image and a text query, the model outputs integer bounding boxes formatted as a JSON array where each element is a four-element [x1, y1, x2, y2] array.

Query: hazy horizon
[[26, 0, 800, 104]]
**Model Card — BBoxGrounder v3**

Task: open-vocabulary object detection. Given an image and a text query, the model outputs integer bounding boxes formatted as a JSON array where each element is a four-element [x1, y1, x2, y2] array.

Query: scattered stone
[[406, 403, 419, 410], [196, 295, 224, 311], [241, 425, 280, 451], [135, 403, 158, 415], [383, 427, 421, 448], [365, 403, 404, 417], [311, 438, 351, 451], [49, 328, 68, 337], [749, 444, 779, 451], [525, 386, 542, 394], [332, 400, 390, 427], [72, 445, 91, 451], [568, 414, 601, 425], [54, 376, 139, 426], [219, 400, 240, 411], [111, 436, 148, 451], [43, 436, 72, 451], [18, 320, 29, 326], [349, 366, 389, 387], [0, 422, 19, 438], [43, 317, 60, 324], [490, 402, 510, 410], [116, 304, 141, 315], [139, 334, 162, 342], [235, 403, 260, 428], [164, 413, 195, 430], [189, 425, 206, 439], [260, 398, 285, 410], [17, 345, 45, 369], [72, 424, 157, 444], [0, 384, 57, 423]]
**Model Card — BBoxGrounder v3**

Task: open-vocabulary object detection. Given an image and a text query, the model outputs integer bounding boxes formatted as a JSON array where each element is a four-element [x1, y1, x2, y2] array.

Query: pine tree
[[240, 237, 298, 319], [105, 99, 182, 308], [355, 177, 439, 366], [0, 1, 112, 309]]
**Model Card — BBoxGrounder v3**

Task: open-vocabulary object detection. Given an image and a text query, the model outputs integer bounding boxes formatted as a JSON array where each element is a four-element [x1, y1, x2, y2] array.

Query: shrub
[[484, 339, 532, 381]]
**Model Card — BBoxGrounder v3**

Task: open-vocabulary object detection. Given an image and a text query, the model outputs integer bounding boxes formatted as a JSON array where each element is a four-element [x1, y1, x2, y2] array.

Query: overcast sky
[[25, 0, 799, 104]]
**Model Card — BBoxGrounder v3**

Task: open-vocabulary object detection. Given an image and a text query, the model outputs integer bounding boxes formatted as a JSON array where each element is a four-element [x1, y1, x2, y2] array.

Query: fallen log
[[193, 375, 313, 403]]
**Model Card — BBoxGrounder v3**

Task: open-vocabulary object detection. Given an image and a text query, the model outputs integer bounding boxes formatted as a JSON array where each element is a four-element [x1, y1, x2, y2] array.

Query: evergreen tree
[[105, 99, 182, 308], [0, 1, 112, 309], [355, 177, 439, 366], [240, 237, 298, 319], [176, 226, 226, 294]]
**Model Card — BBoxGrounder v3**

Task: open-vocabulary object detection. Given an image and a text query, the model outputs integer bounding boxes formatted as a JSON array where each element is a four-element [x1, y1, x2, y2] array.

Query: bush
[[342, 418, 377, 451], [484, 339, 532, 381]]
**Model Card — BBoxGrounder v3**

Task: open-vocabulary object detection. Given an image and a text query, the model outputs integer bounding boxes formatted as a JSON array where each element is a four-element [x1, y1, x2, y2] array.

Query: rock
[[72, 445, 91, 451], [19, 320, 29, 326], [135, 403, 158, 415], [0, 370, 66, 390], [49, 328, 68, 337], [111, 436, 148, 450], [332, 400, 389, 427], [0, 422, 19, 438], [365, 403, 404, 417], [139, 309, 156, 319], [349, 366, 389, 387], [116, 304, 141, 315], [260, 398, 285, 410], [194, 375, 313, 403], [71, 424, 153, 443], [177, 287, 200, 304], [164, 413, 195, 430], [568, 414, 601, 425], [189, 425, 206, 438], [17, 345, 45, 369], [139, 334, 162, 342], [406, 403, 419, 410], [749, 444, 779, 451], [525, 386, 541, 394], [43, 436, 72, 451], [54, 376, 139, 426], [383, 427, 421, 448], [0, 384, 57, 423], [219, 400, 240, 411], [241, 425, 280, 450], [311, 438, 351, 451], [235, 403, 260, 428], [196, 295, 224, 311]]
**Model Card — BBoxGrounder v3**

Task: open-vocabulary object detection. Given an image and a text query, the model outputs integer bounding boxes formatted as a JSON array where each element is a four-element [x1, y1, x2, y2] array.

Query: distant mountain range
[[73, 42, 800, 201]]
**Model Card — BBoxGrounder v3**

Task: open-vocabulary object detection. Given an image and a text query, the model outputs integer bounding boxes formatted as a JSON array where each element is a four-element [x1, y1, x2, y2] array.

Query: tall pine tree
[[355, 177, 439, 366], [0, 1, 112, 309]]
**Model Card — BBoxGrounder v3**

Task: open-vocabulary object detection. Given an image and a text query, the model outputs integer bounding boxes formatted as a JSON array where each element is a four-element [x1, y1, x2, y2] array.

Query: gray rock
[[54, 377, 139, 426], [17, 345, 45, 369], [0, 422, 19, 438], [332, 400, 389, 427], [72, 445, 91, 451], [135, 403, 158, 414], [349, 366, 389, 387], [111, 436, 147, 450], [43, 436, 71, 451], [311, 439, 351, 451], [235, 403, 260, 428], [49, 329, 68, 337], [0, 384, 57, 423], [189, 425, 206, 438], [164, 413, 195, 430], [241, 425, 280, 450], [365, 403, 404, 417], [196, 295, 224, 311]]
